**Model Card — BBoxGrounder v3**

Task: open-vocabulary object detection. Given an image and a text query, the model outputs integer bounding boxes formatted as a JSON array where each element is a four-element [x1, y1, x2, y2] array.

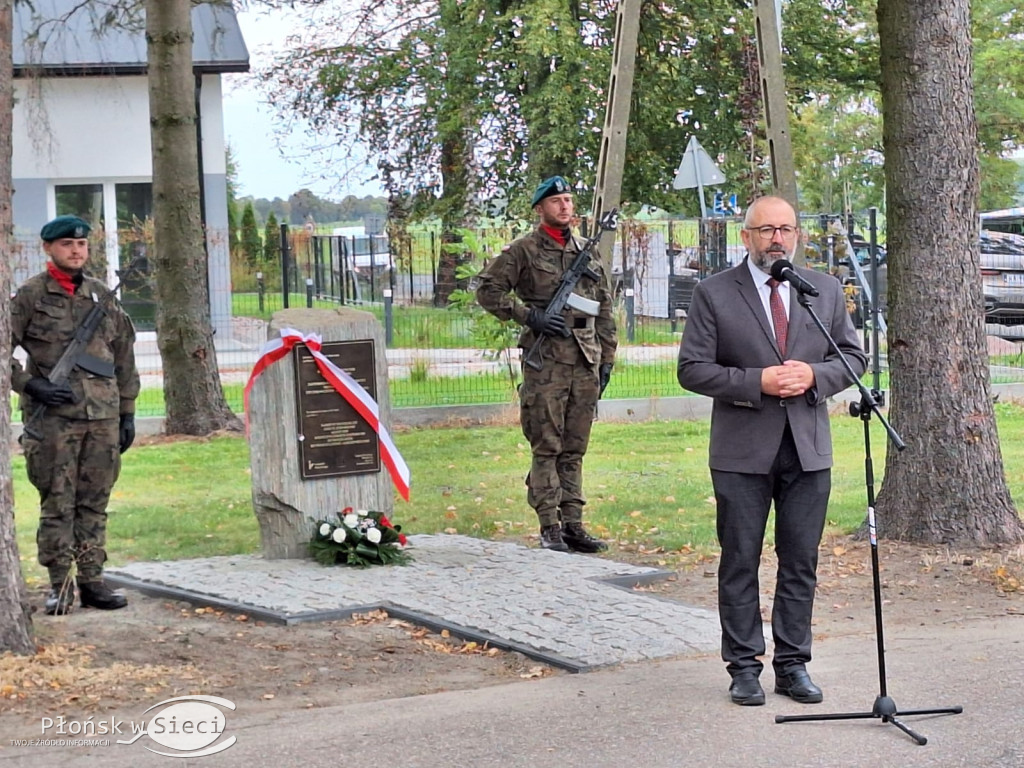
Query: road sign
[[672, 136, 726, 190], [672, 136, 726, 218]]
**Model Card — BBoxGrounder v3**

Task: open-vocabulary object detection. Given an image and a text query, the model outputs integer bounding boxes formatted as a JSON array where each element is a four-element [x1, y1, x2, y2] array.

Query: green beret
[[41, 215, 91, 242], [531, 176, 572, 207]]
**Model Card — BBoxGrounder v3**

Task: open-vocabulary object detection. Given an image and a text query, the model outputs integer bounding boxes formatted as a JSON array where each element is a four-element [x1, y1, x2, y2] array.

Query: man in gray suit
[[678, 196, 867, 706]]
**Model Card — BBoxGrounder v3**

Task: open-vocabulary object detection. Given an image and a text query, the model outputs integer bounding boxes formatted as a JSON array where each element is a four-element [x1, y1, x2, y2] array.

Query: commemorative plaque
[[294, 339, 381, 479]]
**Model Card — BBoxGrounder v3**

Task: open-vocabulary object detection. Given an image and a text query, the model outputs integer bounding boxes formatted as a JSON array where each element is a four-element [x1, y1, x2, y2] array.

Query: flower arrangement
[[309, 507, 411, 568]]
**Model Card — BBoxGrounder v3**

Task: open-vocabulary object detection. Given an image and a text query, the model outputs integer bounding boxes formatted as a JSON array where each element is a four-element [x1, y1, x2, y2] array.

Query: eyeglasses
[[746, 225, 799, 240]]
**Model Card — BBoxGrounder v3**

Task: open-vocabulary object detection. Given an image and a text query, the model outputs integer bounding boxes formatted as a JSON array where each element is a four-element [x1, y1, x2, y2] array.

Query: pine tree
[[263, 210, 280, 265], [227, 199, 239, 259], [240, 201, 262, 267]]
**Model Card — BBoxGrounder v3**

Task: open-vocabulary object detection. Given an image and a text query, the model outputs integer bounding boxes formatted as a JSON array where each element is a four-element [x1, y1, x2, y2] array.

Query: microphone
[[770, 259, 819, 297]]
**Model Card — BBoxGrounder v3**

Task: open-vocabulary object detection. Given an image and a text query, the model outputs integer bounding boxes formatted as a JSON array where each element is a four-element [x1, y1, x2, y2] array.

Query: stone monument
[[247, 307, 395, 558]]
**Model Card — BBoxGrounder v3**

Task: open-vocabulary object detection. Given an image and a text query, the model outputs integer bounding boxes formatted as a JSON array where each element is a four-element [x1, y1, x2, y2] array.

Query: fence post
[[335, 236, 346, 306], [624, 287, 635, 342], [305, 278, 314, 308], [430, 230, 437, 286], [279, 223, 290, 309], [368, 235, 377, 302], [349, 236, 357, 302], [387, 235, 396, 291], [383, 288, 393, 346], [312, 236, 323, 298], [408, 237, 414, 302], [256, 271, 265, 314], [668, 222, 677, 333], [326, 236, 335, 300]]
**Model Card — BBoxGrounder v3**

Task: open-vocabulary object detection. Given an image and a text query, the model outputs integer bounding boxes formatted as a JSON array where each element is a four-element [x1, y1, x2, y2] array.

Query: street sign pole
[[694, 144, 708, 219]]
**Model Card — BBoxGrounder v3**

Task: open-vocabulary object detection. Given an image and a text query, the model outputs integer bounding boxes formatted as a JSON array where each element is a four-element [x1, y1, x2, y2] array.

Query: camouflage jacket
[[476, 226, 617, 367], [11, 270, 140, 420]]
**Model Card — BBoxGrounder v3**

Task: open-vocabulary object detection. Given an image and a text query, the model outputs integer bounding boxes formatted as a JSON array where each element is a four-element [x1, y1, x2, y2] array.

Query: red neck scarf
[[47, 262, 77, 295], [541, 224, 569, 246]]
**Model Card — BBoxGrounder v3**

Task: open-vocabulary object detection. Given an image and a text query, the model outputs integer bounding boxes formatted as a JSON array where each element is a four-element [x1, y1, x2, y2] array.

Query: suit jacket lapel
[[734, 259, 784, 360], [785, 287, 804, 354]]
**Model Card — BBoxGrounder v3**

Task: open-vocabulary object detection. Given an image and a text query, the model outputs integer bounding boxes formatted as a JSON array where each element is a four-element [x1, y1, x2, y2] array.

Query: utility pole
[[590, 0, 641, 235], [752, 0, 800, 222]]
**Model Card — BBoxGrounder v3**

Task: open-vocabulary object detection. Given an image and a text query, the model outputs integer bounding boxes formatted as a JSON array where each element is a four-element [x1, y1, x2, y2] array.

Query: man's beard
[[753, 246, 790, 272]]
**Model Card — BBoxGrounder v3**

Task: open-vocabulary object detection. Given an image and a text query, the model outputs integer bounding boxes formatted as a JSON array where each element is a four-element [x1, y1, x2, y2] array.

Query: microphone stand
[[774, 282, 962, 746]]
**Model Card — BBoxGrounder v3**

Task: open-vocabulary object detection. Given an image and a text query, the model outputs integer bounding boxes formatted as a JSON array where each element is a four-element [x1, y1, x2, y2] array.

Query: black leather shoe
[[561, 522, 608, 553], [539, 524, 569, 552], [79, 581, 128, 610], [729, 674, 765, 706], [775, 669, 824, 703], [44, 584, 75, 616]]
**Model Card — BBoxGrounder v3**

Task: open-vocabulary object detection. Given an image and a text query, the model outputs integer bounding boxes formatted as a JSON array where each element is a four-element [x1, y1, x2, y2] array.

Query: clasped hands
[[761, 360, 814, 399]]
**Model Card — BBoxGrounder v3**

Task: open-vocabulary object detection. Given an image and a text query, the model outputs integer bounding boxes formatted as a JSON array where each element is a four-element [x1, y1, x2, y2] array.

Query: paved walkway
[[105, 534, 721, 672]]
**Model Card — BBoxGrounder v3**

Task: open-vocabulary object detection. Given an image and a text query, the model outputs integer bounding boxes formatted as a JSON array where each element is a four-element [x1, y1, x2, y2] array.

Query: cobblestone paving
[[107, 534, 720, 671]]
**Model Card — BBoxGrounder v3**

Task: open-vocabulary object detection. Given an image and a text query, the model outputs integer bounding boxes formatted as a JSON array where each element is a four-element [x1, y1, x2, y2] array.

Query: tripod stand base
[[775, 695, 963, 745]]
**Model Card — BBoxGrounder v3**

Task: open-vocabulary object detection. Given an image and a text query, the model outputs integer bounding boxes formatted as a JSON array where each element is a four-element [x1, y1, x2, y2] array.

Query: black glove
[[598, 363, 613, 398], [119, 414, 136, 454], [525, 308, 567, 337], [24, 377, 76, 407]]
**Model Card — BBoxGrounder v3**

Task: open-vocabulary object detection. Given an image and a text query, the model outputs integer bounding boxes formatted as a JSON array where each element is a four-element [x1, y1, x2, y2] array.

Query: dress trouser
[[710, 425, 830, 678]]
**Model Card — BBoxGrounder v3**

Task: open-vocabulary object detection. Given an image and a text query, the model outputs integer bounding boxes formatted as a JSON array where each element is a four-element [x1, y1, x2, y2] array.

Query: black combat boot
[[78, 581, 128, 610], [539, 524, 569, 552], [45, 584, 75, 616], [561, 522, 608, 553]]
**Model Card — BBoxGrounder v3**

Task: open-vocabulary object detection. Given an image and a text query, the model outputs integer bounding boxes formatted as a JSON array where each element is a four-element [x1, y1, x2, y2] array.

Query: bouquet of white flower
[[309, 507, 411, 567]]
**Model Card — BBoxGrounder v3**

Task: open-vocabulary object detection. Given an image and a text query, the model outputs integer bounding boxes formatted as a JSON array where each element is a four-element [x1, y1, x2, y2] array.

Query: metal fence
[[14, 214, 1024, 419]]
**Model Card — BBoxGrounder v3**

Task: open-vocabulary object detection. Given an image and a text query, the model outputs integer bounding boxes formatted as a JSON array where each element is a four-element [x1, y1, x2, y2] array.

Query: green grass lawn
[[231, 294, 686, 348], [14, 403, 1024, 586]]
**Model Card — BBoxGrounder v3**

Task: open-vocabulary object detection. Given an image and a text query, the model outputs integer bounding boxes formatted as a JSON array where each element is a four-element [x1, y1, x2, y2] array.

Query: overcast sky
[[222, 7, 383, 202]]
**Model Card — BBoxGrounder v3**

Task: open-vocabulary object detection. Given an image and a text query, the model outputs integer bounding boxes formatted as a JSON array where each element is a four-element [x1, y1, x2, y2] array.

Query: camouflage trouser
[[520, 358, 600, 527], [23, 417, 121, 583]]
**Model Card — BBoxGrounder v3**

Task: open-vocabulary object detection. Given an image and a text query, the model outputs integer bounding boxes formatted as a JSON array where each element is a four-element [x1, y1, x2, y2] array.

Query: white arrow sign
[[672, 136, 726, 218]]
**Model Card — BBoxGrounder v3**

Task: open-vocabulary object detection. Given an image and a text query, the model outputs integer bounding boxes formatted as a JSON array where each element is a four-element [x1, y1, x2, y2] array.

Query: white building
[[11, 1, 249, 337]]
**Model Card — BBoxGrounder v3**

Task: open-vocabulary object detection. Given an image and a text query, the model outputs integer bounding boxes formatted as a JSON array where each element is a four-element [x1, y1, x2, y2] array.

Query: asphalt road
[[4, 617, 1021, 768]]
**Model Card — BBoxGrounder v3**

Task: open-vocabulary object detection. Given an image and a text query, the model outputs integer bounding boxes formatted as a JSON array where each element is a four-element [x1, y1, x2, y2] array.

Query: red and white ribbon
[[244, 327, 410, 501]]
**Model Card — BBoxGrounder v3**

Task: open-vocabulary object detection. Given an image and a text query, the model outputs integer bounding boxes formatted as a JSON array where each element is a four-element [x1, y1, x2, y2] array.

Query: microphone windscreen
[[769, 259, 793, 281]]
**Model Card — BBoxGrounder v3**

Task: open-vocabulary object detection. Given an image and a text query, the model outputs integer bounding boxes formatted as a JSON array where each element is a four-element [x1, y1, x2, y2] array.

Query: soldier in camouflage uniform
[[476, 177, 617, 553], [12, 215, 140, 615]]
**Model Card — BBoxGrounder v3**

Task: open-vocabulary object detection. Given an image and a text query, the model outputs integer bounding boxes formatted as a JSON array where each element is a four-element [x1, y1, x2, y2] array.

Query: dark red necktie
[[767, 278, 788, 356]]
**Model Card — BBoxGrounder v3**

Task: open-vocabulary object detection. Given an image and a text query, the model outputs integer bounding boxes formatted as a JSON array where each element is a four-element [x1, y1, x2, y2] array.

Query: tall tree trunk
[[875, 0, 1024, 544], [431, 0, 474, 307], [433, 132, 472, 307], [0, 0, 35, 655], [146, 0, 240, 435]]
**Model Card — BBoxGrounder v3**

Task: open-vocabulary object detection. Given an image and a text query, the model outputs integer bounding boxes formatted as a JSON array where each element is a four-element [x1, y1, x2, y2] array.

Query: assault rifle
[[22, 258, 143, 440], [523, 208, 619, 371]]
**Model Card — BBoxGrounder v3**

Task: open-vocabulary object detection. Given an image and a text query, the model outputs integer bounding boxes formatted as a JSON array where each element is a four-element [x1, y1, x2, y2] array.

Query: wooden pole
[[590, 0, 641, 232], [753, 0, 802, 262]]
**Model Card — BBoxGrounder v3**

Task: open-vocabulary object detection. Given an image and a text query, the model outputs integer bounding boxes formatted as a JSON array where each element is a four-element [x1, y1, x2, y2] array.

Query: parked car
[[979, 230, 1024, 324], [848, 235, 887, 267], [844, 229, 1024, 328]]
